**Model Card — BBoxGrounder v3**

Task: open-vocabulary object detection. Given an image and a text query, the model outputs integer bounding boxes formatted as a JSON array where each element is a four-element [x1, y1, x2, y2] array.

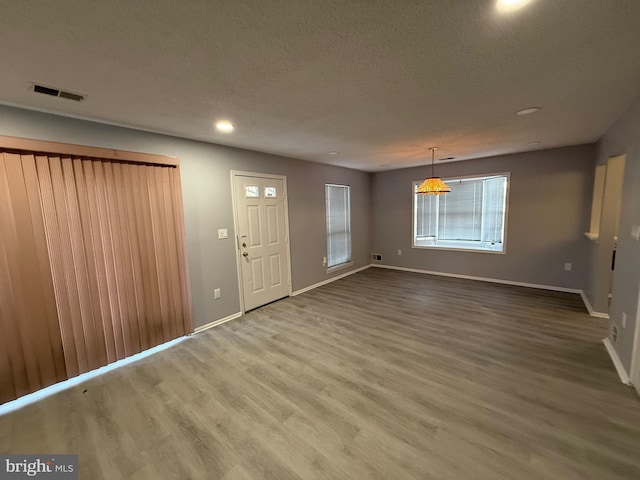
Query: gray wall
[[371, 145, 596, 290], [0, 105, 371, 329], [591, 93, 640, 372]]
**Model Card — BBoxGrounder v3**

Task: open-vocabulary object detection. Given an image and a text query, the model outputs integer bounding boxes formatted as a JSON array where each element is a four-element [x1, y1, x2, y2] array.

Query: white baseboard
[[580, 291, 610, 319], [291, 264, 372, 296], [0, 336, 189, 415], [194, 312, 242, 333], [373, 264, 582, 293], [372, 264, 610, 319], [196, 265, 372, 330], [602, 338, 631, 385]]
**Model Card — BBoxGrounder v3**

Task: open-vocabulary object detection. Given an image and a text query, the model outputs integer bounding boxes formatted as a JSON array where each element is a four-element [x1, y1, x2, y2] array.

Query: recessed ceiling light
[[496, 0, 533, 13], [327, 151, 339, 156], [527, 141, 541, 145], [516, 107, 540, 116], [379, 164, 390, 167], [215, 120, 234, 133]]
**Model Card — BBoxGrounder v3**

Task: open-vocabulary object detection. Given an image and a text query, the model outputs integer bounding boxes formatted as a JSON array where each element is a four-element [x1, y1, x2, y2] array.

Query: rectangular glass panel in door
[[245, 185, 259, 198]]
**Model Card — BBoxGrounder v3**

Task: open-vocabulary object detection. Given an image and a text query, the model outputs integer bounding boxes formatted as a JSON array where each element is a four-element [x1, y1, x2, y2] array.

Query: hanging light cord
[[430, 147, 437, 177]]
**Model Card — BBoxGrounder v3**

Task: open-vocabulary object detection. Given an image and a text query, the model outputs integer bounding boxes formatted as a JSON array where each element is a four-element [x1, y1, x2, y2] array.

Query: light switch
[[631, 224, 640, 242], [218, 228, 228, 239]]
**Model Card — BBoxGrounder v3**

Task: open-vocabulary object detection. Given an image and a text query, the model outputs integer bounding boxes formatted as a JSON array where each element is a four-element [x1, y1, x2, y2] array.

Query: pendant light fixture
[[416, 147, 451, 195]]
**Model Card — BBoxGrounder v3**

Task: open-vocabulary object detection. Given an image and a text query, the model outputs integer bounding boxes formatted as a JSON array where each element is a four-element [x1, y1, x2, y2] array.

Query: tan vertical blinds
[[0, 140, 192, 404], [0, 153, 67, 404]]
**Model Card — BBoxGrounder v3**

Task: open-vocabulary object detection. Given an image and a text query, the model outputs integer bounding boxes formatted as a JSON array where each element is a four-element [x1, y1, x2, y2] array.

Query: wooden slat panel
[[83, 160, 118, 363], [170, 167, 194, 334], [0, 135, 178, 166], [0, 153, 30, 402], [157, 167, 178, 340], [121, 164, 149, 351], [47, 156, 90, 375], [161, 167, 183, 337], [135, 166, 163, 347], [128, 165, 155, 349], [61, 156, 104, 371], [35, 154, 81, 378], [100, 161, 128, 360], [112, 162, 141, 354], [0, 243, 19, 403], [147, 167, 172, 343], [0, 153, 67, 403], [1, 143, 192, 403], [20, 155, 67, 383], [4, 153, 45, 391], [72, 158, 108, 369]]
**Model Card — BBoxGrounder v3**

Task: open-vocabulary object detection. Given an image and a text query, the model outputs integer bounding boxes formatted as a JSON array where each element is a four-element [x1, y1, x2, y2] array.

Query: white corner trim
[[579, 291, 610, 319], [292, 264, 372, 296], [194, 312, 242, 333], [602, 338, 631, 385]]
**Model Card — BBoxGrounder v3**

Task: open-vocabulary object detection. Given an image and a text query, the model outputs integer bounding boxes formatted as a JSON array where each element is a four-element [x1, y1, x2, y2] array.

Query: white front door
[[233, 173, 290, 312]]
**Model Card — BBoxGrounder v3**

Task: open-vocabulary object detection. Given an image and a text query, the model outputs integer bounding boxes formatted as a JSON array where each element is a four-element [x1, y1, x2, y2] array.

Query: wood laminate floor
[[1, 268, 639, 479]]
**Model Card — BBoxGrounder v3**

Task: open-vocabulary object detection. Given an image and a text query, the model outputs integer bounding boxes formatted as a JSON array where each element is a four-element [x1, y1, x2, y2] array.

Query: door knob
[[242, 252, 248, 257]]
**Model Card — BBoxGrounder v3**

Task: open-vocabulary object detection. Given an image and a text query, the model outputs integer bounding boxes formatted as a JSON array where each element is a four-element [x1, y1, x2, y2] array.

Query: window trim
[[325, 183, 352, 270], [411, 172, 510, 255], [326, 261, 354, 274]]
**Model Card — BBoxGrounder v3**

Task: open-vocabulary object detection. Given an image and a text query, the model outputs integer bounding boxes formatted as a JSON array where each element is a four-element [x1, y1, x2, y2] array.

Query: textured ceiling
[[1, 0, 640, 171]]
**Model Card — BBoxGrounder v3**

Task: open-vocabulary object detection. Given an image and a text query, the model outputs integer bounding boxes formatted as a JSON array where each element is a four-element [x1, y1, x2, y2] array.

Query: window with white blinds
[[413, 174, 508, 252], [325, 184, 352, 268]]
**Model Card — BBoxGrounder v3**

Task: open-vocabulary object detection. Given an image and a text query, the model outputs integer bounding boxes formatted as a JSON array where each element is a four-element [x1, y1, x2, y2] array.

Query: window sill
[[412, 244, 505, 255], [327, 262, 354, 274]]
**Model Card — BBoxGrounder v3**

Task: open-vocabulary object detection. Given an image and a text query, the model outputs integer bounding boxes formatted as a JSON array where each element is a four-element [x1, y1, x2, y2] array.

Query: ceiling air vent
[[33, 84, 85, 102]]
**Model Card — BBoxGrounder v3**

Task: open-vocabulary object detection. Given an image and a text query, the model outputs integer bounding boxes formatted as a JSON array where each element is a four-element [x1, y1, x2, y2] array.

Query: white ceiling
[[1, 0, 640, 172]]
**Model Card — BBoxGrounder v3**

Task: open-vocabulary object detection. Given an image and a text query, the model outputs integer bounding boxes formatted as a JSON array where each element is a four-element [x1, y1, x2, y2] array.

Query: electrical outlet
[[218, 228, 228, 239], [397, 249, 402, 256], [622, 312, 627, 329], [564, 262, 572, 271], [322, 256, 327, 266], [371, 254, 382, 262], [632, 225, 640, 241], [214, 288, 221, 299]]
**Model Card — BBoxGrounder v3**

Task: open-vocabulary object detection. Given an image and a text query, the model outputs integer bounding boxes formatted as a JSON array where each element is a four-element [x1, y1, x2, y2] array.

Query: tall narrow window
[[325, 184, 352, 269], [413, 173, 508, 252]]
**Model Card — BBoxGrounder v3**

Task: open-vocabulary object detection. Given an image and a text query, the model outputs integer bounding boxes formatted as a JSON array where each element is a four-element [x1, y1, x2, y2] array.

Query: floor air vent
[[33, 84, 85, 102]]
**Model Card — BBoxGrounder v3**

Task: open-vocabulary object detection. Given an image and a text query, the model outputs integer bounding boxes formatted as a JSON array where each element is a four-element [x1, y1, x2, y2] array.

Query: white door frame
[[230, 170, 292, 314]]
